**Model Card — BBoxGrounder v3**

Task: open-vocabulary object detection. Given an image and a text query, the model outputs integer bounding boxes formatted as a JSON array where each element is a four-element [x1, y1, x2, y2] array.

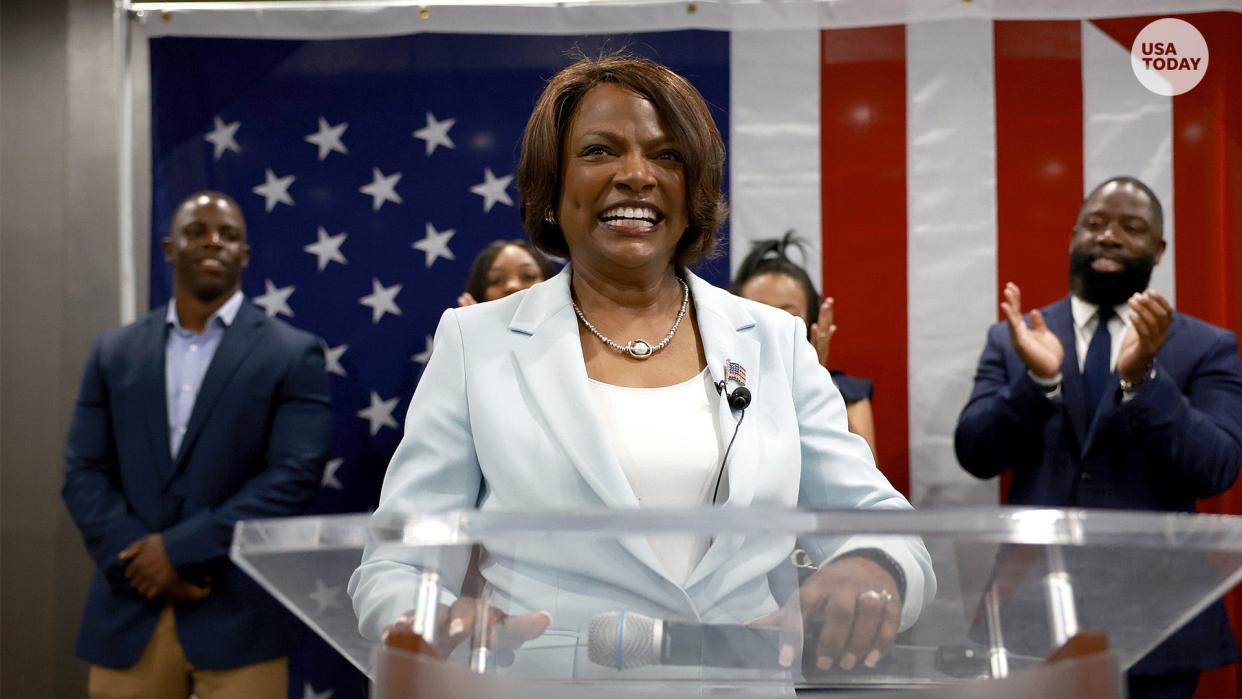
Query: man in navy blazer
[[63, 191, 332, 697], [955, 177, 1242, 699]]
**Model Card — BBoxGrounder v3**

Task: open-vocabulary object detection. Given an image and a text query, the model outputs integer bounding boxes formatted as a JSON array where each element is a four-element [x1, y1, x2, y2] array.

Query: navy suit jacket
[[955, 295, 1242, 673], [63, 301, 332, 669]]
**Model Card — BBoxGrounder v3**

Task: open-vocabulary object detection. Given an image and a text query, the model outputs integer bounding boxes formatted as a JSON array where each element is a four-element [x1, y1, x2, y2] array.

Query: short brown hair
[[517, 54, 728, 268]]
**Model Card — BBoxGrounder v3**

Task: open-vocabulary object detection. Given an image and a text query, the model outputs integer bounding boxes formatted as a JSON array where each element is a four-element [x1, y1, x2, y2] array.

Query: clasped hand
[[118, 533, 210, 603], [752, 555, 902, 673]]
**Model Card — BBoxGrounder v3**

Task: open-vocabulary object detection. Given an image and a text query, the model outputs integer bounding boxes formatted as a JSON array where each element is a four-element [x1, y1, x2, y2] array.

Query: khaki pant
[[88, 606, 286, 699]]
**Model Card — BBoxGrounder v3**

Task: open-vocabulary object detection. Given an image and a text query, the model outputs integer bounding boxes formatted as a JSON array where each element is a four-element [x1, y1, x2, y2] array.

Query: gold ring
[[880, 590, 894, 603]]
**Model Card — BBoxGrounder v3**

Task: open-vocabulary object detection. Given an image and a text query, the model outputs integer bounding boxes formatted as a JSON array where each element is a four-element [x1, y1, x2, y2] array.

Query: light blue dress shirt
[[165, 291, 244, 458]]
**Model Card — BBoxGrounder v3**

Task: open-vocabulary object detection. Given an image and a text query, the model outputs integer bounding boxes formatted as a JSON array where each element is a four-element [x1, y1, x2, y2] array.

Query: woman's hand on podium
[[383, 597, 552, 663], [752, 555, 902, 674]]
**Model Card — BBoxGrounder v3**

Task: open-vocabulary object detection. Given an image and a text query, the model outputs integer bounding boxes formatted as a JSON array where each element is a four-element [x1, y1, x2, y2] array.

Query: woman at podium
[[349, 54, 936, 680]]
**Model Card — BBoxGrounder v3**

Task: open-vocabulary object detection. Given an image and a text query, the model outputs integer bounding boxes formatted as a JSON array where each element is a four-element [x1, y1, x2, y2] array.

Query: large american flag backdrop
[[148, 30, 730, 699], [145, 9, 1242, 699]]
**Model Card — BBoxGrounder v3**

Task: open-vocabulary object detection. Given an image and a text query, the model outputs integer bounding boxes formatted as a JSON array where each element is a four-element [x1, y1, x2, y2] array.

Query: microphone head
[[728, 386, 752, 410], [587, 611, 658, 670]]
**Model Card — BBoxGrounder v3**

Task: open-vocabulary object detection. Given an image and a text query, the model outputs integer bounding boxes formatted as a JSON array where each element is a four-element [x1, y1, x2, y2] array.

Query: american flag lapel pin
[[725, 359, 747, 387]]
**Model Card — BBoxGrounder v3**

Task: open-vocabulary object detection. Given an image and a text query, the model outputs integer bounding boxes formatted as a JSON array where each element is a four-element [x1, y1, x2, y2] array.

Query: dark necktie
[[1082, 306, 1114, 416]]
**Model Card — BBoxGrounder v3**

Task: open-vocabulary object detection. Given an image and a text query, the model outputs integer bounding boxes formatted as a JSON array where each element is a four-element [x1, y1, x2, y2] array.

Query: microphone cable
[[710, 404, 746, 505]]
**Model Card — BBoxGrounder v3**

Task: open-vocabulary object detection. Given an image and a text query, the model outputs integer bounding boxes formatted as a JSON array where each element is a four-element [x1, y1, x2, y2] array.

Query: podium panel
[[372, 644, 1122, 698], [231, 508, 1242, 692]]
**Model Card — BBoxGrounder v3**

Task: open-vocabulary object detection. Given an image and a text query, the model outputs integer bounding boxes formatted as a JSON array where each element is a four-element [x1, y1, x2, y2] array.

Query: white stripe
[[118, 7, 138, 324], [1081, 20, 1175, 305], [137, 1, 1242, 39], [729, 31, 822, 288], [906, 19, 998, 506]]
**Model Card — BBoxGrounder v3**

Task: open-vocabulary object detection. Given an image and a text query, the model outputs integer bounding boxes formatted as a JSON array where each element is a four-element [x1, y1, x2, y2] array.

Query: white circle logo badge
[[1131, 18, 1209, 96]]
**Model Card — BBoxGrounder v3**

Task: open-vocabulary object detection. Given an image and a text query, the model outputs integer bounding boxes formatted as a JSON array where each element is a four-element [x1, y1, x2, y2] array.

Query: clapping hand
[[751, 555, 902, 673], [809, 297, 837, 368], [1000, 282, 1063, 379], [1117, 290, 1172, 383], [457, 292, 478, 308]]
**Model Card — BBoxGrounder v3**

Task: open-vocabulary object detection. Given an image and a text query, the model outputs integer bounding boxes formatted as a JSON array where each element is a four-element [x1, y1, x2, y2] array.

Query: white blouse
[[587, 367, 725, 585]]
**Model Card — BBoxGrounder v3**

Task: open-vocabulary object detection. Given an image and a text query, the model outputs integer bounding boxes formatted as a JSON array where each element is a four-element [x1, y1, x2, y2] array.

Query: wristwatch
[[1119, 364, 1156, 394]]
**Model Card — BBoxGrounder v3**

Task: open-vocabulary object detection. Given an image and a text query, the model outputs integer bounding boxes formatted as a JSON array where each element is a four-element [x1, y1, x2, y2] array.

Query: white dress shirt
[[587, 368, 724, 585], [1069, 295, 1132, 373], [165, 290, 244, 457], [1031, 295, 1136, 401]]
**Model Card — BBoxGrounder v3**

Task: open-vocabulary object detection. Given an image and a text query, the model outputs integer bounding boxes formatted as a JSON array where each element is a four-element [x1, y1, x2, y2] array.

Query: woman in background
[[732, 232, 878, 459], [457, 239, 558, 306]]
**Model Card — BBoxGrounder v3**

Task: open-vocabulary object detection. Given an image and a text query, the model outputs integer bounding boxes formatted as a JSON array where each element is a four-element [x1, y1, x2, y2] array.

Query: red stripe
[[820, 25, 909, 496], [1095, 16, 1242, 696], [993, 20, 1084, 502], [1168, 13, 1242, 698], [1170, 13, 1242, 337]]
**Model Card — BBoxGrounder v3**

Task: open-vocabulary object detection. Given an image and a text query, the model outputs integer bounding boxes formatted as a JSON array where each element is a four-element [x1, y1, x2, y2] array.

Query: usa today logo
[[1131, 18, 1208, 96]]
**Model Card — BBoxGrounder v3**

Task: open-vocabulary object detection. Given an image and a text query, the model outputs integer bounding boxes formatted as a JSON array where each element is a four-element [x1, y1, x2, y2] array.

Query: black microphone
[[716, 382, 752, 411], [587, 611, 782, 670]]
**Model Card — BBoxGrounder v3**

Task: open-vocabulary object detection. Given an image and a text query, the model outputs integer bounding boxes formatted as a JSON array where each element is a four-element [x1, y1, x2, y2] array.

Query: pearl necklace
[[572, 277, 689, 360]]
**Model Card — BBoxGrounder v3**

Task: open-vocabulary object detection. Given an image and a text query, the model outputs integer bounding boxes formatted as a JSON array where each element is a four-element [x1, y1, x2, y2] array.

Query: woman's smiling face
[[556, 83, 689, 275]]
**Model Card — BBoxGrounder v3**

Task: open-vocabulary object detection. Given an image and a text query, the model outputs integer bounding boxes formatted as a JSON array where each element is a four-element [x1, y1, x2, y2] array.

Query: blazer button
[[1080, 472, 1092, 481]]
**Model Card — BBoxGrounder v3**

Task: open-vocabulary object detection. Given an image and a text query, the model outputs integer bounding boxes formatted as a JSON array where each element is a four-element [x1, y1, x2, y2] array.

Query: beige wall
[[2, 0, 133, 695]]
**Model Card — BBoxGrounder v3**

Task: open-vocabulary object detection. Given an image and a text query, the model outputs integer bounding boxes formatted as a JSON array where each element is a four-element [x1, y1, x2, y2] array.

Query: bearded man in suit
[[955, 176, 1242, 699]]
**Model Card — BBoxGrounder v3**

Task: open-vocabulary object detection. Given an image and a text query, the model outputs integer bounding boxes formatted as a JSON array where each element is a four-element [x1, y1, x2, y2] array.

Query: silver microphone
[[587, 611, 781, 671]]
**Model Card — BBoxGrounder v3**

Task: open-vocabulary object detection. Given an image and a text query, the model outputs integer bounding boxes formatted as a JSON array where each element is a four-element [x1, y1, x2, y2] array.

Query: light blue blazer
[[350, 267, 935, 676]]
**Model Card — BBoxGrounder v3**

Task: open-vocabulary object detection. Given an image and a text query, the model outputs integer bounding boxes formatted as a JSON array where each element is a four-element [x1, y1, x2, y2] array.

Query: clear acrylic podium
[[231, 508, 1242, 696]]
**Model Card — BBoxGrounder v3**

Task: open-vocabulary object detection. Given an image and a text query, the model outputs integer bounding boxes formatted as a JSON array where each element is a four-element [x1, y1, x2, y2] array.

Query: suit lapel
[[511, 270, 764, 512], [510, 269, 640, 509], [687, 273, 761, 509], [510, 268, 767, 591], [169, 302, 264, 480], [1046, 298, 1089, 448], [1082, 390, 1116, 456], [1080, 311, 1181, 455], [140, 309, 175, 481], [682, 273, 760, 589], [510, 269, 685, 584]]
